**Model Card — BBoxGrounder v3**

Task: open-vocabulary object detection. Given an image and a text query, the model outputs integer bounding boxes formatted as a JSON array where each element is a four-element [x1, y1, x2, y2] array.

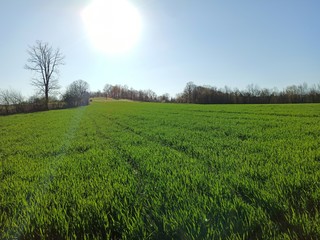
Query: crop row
[[0, 102, 320, 239]]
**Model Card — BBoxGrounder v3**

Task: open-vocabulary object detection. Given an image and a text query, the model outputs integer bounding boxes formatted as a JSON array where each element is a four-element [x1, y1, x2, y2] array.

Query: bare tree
[[103, 84, 113, 99], [184, 82, 196, 103], [158, 93, 170, 102], [0, 89, 24, 114], [25, 41, 65, 110], [63, 80, 90, 107], [0, 89, 11, 114]]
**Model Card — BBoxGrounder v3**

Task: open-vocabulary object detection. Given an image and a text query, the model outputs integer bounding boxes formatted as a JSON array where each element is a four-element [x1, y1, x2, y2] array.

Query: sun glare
[[81, 0, 142, 54]]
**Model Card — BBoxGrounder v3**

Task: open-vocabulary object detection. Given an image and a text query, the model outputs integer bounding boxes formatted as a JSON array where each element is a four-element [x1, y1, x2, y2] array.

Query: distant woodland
[[1, 81, 320, 115], [92, 81, 320, 104], [174, 82, 320, 104]]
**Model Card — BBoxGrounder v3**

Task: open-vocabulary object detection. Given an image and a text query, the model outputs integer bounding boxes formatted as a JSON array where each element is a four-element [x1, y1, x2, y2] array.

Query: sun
[[81, 0, 142, 54]]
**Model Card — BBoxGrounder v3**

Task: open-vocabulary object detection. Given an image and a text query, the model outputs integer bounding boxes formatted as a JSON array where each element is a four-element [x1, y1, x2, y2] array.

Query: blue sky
[[1, 0, 320, 98]]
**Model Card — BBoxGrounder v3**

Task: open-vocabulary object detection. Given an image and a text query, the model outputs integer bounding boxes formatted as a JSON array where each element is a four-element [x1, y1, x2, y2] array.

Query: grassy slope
[[0, 102, 320, 239]]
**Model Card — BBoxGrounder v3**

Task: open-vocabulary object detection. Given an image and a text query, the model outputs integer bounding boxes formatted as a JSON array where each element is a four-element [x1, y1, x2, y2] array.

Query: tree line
[[175, 82, 320, 104], [0, 79, 90, 115], [90, 84, 171, 102], [90, 81, 320, 104]]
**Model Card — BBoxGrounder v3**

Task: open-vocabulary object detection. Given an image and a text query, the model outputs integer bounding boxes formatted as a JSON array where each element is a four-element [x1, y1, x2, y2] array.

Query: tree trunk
[[45, 85, 49, 110]]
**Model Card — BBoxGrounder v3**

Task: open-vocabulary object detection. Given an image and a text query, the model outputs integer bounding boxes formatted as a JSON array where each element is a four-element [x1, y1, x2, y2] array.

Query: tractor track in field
[[88, 113, 147, 197], [109, 116, 206, 161]]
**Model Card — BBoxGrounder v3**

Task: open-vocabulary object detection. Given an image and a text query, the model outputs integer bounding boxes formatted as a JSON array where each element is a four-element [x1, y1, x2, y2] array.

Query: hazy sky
[[1, 0, 320, 98]]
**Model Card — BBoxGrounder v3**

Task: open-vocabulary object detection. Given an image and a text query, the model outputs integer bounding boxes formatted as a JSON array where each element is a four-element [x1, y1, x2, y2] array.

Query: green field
[[1, 101, 320, 239]]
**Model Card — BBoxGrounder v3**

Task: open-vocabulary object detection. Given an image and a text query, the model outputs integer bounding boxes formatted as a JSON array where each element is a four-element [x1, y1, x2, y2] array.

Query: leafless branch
[[25, 41, 65, 109]]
